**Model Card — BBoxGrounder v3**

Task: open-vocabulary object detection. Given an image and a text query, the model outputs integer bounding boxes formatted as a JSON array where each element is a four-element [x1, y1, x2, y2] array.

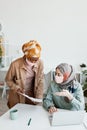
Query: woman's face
[[55, 68, 64, 83], [27, 57, 39, 63]]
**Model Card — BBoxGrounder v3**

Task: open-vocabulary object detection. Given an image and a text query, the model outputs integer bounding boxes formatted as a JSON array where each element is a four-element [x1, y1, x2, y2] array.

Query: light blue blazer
[[43, 80, 85, 111]]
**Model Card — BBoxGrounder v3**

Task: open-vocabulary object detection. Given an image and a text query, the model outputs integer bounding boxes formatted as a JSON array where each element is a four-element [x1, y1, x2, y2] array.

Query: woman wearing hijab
[[5, 40, 44, 108], [43, 63, 84, 113]]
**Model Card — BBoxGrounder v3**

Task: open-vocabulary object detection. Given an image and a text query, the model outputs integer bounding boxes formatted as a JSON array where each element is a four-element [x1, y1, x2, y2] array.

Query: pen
[[83, 122, 87, 129], [28, 118, 32, 126]]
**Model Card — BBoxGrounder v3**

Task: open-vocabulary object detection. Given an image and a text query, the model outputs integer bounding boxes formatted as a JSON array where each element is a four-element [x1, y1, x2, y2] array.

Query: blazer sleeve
[[70, 83, 85, 110], [5, 62, 20, 91], [43, 83, 55, 111], [34, 60, 44, 99]]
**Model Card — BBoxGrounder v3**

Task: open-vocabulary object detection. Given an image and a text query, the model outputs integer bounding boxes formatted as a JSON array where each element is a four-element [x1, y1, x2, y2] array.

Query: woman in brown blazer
[[5, 40, 44, 108]]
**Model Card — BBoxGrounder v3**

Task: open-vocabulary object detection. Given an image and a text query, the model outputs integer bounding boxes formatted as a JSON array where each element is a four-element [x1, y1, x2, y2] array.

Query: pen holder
[[10, 109, 18, 120]]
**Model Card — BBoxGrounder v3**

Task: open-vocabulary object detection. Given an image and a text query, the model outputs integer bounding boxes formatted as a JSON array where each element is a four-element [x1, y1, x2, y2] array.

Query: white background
[[0, 0, 87, 73]]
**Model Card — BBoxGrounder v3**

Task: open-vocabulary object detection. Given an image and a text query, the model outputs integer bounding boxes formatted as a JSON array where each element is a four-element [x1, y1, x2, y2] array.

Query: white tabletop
[[0, 103, 87, 130]]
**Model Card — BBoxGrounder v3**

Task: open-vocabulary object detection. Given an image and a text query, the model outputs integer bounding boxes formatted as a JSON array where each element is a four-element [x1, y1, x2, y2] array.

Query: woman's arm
[[43, 83, 55, 111], [5, 62, 20, 92], [70, 83, 85, 110], [34, 60, 44, 99]]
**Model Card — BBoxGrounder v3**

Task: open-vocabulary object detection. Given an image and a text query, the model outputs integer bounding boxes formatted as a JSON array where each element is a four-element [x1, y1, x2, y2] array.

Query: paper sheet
[[18, 92, 42, 103]]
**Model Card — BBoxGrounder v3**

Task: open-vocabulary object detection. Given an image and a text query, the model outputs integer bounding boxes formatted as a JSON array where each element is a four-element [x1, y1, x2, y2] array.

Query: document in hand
[[18, 92, 42, 103]]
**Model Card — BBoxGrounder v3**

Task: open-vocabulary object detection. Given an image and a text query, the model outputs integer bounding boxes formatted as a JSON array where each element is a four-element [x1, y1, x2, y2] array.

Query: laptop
[[50, 109, 85, 126]]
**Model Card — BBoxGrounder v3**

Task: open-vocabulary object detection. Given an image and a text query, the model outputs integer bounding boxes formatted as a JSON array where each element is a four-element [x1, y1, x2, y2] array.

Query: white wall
[[0, 0, 87, 73]]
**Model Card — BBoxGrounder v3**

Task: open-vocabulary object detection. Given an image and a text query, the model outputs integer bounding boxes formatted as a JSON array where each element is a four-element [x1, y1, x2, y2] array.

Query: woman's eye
[[55, 73, 61, 76]]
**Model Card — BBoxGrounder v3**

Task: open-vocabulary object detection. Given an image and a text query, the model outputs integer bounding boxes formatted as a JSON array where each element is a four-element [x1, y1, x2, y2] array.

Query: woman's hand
[[55, 89, 73, 101], [48, 106, 58, 114], [16, 88, 25, 94]]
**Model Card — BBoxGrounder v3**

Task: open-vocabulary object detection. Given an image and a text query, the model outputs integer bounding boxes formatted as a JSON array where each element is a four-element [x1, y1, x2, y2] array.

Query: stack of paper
[[17, 92, 42, 103]]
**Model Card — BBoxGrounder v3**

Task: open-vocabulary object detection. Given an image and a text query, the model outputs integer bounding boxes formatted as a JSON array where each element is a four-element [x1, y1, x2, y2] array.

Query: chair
[[0, 82, 9, 98], [0, 68, 9, 98]]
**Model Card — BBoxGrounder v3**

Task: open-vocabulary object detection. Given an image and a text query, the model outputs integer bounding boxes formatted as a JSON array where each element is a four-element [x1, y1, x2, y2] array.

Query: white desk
[[0, 103, 87, 130]]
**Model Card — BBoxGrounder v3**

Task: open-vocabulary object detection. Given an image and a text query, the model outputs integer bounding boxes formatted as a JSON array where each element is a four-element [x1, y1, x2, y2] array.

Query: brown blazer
[[5, 56, 44, 108]]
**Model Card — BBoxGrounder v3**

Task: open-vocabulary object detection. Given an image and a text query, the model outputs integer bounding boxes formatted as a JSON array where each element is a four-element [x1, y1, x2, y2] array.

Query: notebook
[[50, 109, 85, 126]]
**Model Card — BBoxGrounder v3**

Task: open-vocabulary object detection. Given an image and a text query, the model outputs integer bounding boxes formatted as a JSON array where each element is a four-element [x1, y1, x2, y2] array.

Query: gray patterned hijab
[[56, 63, 76, 90]]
